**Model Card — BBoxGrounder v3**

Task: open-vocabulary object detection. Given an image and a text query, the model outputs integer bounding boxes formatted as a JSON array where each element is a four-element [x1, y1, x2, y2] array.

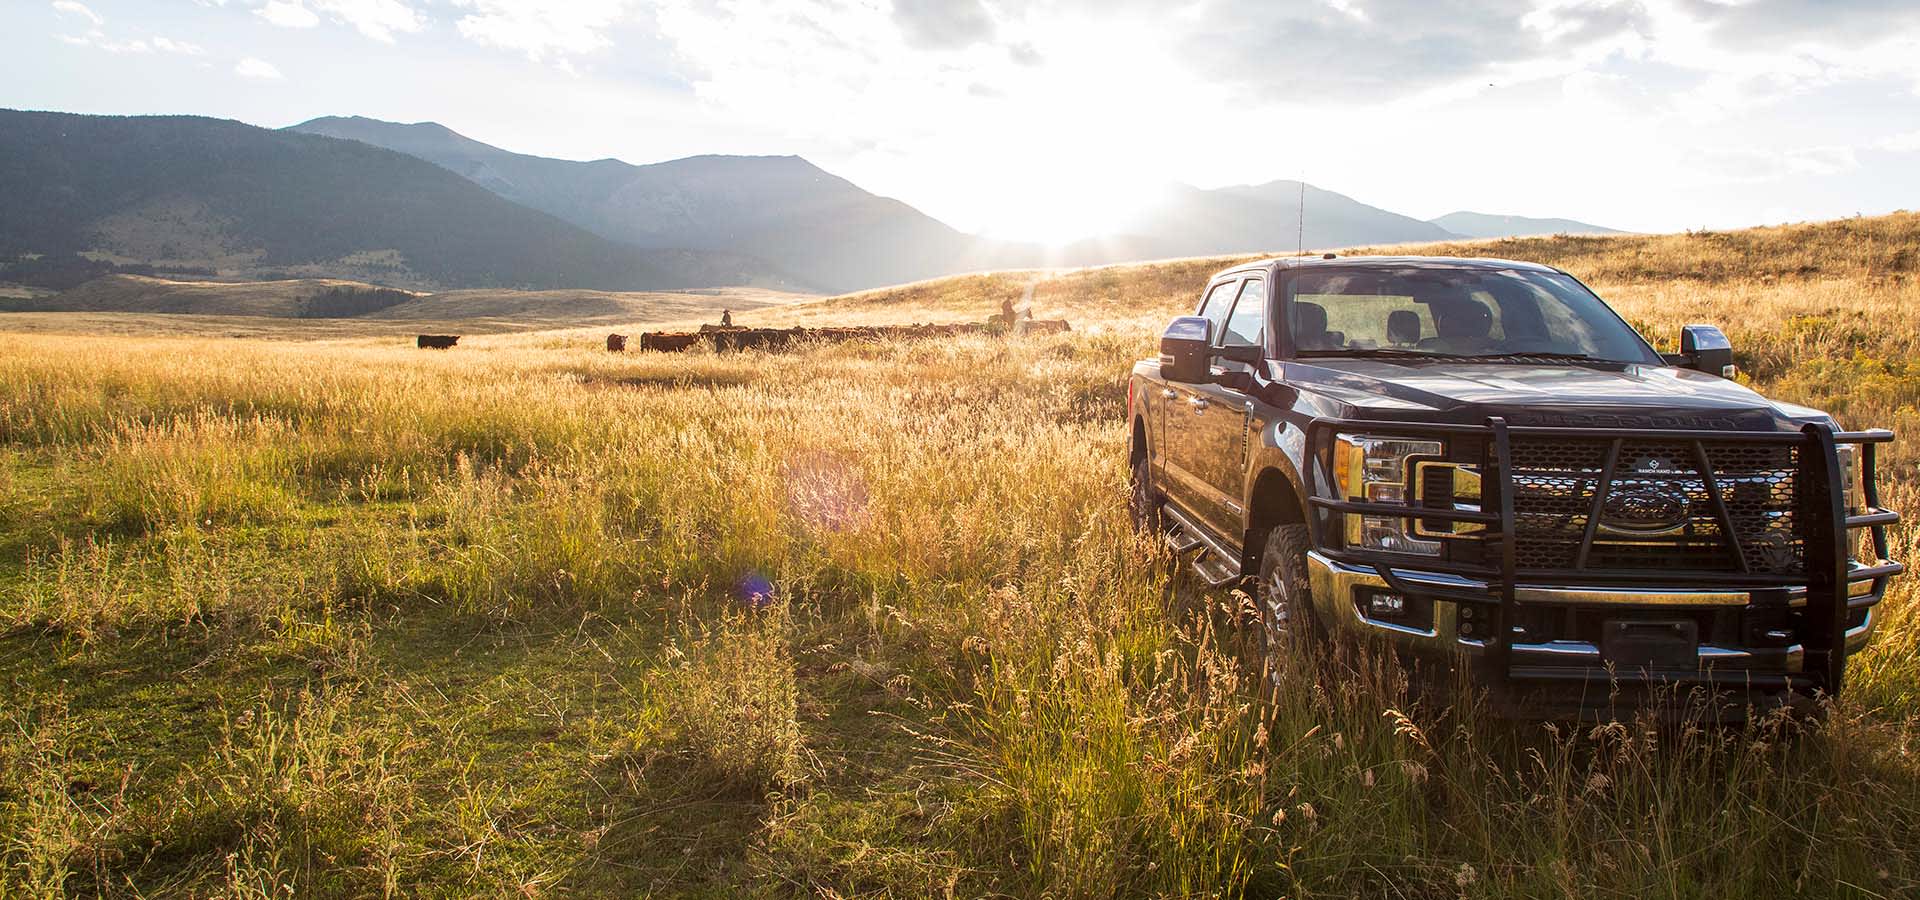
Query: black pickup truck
[[1127, 255, 1902, 714]]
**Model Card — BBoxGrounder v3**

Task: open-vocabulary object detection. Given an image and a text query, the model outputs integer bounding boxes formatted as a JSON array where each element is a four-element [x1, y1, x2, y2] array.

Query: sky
[[4, 0, 1919, 243]]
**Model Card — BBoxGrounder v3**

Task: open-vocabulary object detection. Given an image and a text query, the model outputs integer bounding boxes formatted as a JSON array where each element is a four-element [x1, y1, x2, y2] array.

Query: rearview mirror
[[1160, 316, 1211, 383], [1215, 343, 1264, 365], [1670, 324, 1735, 378]]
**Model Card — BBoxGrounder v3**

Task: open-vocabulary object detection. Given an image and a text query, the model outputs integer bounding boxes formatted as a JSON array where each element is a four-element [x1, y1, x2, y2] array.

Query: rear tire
[[1255, 524, 1321, 660], [1129, 448, 1163, 534]]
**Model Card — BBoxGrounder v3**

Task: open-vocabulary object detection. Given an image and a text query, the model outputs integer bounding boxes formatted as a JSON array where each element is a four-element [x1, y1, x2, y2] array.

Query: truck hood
[[1282, 359, 1823, 431]]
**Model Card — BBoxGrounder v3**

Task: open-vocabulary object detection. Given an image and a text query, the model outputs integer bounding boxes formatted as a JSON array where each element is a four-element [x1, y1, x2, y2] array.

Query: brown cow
[[714, 328, 799, 352], [640, 332, 701, 352], [607, 333, 628, 352], [417, 334, 460, 349]]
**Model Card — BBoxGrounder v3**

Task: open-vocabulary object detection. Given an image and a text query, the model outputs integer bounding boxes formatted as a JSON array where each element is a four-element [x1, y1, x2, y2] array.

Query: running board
[[1192, 553, 1242, 588], [1162, 505, 1245, 587], [1164, 530, 1203, 555]]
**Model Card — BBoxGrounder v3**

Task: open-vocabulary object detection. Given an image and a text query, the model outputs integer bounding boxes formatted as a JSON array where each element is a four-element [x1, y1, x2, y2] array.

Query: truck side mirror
[[1160, 316, 1211, 383], [1673, 324, 1735, 378]]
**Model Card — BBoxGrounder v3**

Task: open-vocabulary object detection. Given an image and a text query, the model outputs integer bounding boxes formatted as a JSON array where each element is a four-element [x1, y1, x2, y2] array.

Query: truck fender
[[1240, 418, 1314, 566]]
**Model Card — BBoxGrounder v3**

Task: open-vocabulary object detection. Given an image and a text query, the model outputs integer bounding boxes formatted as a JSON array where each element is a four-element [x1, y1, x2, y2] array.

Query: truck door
[[1163, 279, 1242, 530], [1189, 276, 1266, 540]]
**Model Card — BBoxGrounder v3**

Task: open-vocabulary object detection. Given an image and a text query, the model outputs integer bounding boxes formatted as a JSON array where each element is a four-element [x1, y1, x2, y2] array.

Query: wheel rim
[[1262, 565, 1291, 641], [1130, 459, 1154, 526]]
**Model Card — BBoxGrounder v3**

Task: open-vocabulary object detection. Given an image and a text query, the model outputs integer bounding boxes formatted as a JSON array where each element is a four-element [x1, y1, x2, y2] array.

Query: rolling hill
[[287, 117, 1506, 282], [1050, 180, 1457, 264], [0, 110, 790, 292], [290, 117, 1617, 289], [0, 109, 1630, 299], [298, 117, 1632, 284], [290, 116, 979, 293], [3, 274, 416, 317], [1429, 210, 1624, 238], [2, 272, 798, 330], [362, 285, 794, 324]]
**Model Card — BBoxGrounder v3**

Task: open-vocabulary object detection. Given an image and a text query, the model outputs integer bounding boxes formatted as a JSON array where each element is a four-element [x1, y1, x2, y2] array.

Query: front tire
[[1129, 449, 1163, 534], [1255, 524, 1321, 659]]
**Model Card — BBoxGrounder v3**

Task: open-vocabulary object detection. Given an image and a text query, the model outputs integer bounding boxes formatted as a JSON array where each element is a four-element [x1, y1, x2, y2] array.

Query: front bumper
[[1307, 552, 1882, 685], [1300, 416, 1903, 697]]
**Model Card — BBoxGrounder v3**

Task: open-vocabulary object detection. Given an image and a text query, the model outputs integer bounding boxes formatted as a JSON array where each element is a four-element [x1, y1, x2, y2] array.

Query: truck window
[[1198, 280, 1240, 341], [1293, 291, 1505, 350], [1284, 266, 1660, 363], [1219, 278, 1265, 348]]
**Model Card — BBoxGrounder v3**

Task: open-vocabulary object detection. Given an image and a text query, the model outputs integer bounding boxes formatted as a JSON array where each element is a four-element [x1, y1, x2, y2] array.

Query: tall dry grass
[[2, 214, 1919, 896]]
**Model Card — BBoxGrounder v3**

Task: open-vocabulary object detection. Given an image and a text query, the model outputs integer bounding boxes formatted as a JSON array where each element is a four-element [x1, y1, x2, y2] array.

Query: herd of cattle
[[637, 320, 1070, 352], [415, 320, 1071, 353]]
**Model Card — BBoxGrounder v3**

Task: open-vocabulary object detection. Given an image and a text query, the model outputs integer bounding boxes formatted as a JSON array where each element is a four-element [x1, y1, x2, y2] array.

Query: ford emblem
[[1598, 486, 1691, 536]]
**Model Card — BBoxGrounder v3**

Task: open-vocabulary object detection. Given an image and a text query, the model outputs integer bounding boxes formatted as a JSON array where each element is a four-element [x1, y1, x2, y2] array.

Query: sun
[[971, 169, 1167, 246], [876, 13, 1205, 247]]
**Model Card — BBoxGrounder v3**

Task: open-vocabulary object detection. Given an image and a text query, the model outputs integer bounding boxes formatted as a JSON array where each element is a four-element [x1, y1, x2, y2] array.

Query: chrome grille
[[1506, 439, 1803, 573]]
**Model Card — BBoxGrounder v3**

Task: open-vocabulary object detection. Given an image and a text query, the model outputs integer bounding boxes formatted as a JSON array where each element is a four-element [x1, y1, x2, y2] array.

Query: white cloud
[[56, 31, 107, 49], [1877, 131, 1920, 153], [51, 1, 102, 26], [255, 0, 320, 28], [892, 0, 994, 50], [1323, 0, 1368, 23], [58, 29, 205, 55], [37, 0, 1911, 238], [451, 0, 635, 61], [312, 0, 423, 42], [255, 0, 423, 42], [150, 36, 206, 55], [1681, 145, 1861, 184], [1616, 1, 1920, 118], [234, 56, 285, 79], [648, 0, 1223, 239]]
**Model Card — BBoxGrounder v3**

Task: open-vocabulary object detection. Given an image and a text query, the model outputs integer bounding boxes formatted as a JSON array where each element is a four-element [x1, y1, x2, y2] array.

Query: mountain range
[[0, 109, 1622, 296], [0, 110, 780, 292], [288, 116, 997, 294], [1049, 181, 1455, 265], [1430, 211, 1623, 239]]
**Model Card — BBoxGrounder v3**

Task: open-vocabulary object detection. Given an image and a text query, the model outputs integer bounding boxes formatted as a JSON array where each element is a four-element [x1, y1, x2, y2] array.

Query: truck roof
[[1221, 255, 1563, 277]]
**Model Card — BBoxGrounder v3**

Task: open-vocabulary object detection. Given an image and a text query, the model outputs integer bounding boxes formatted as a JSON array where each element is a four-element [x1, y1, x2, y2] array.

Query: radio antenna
[[1295, 180, 1306, 255]]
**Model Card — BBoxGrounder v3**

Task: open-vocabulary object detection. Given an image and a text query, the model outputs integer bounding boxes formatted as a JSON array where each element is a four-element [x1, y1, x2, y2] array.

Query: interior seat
[[1290, 302, 1347, 351], [1418, 302, 1493, 353], [1386, 309, 1422, 346]]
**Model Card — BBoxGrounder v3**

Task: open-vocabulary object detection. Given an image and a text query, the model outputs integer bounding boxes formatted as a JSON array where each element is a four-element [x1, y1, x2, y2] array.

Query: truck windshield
[[1285, 266, 1661, 364]]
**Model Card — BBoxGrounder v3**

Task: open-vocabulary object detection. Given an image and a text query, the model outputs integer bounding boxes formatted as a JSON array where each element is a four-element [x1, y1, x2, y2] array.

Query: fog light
[[1369, 592, 1406, 618], [1354, 587, 1433, 631]]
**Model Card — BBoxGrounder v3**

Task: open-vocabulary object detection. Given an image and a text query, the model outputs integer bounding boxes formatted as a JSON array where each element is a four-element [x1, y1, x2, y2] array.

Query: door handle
[[1161, 389, 1178, 400], [1189, 397, 1210, 412]]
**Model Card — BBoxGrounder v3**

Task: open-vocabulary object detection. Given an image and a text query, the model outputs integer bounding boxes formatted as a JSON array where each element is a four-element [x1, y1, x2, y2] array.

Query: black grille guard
[[1303, 417, 1903, 693]]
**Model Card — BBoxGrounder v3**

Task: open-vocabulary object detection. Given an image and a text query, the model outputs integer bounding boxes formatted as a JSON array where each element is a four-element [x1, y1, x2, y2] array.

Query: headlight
[[1334, 434, 1442, 555]]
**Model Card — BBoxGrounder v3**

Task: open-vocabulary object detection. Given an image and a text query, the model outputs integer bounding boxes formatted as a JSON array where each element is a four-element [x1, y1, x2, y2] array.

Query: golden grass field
[[3, 213, 1920, 897]]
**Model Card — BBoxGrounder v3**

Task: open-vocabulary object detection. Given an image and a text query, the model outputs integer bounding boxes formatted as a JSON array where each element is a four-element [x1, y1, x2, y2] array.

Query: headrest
[[1435, 302, 1492, 339], [1386, 310, 1422, 345], [1292, 301, 1328, 335]]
